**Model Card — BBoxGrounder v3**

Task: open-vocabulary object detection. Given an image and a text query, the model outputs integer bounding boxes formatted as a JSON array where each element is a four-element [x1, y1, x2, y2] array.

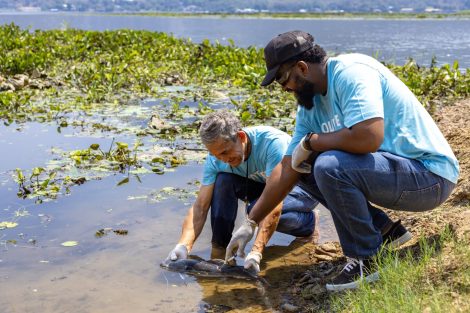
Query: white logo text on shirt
[[321, 115, 341, 133]]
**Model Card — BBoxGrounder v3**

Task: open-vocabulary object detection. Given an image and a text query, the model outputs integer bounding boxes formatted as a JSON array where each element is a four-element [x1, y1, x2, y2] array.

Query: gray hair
[[199, 110, 241, 145]]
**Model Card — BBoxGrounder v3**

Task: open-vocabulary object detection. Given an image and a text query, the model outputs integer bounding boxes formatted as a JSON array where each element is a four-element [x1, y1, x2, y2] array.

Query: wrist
[[245, 215, 258, 228], [177, 242, 191, 252], [303, 132, 315, 151], [248, 251, 262, 259], [252, 242, 265, 254]]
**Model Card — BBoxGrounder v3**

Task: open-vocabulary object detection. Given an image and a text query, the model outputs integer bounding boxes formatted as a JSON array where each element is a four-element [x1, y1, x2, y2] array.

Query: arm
[[248, 156, 300, 224], [313, 63, 385, 154], [306, 117, 384, 154], [177, 184, 214, 252], [243, 200, 282, 272], [251, 201, 282, 254]]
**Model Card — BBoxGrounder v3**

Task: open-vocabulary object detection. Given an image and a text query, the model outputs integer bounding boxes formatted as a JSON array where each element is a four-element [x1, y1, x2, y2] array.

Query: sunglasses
[[276, 69, 292, 85], [275, 62, 296, 86]]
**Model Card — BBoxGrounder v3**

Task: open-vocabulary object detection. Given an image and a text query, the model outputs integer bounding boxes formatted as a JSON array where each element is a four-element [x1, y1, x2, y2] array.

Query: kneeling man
[[167, 110, 318, 272]]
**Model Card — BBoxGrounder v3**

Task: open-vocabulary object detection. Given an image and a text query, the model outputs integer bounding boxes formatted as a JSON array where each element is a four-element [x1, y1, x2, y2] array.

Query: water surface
[[0, 99, 337, 312]]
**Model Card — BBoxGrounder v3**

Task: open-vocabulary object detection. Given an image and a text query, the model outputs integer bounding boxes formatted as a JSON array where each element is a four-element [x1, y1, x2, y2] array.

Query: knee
[[214, 172, 236, 191], [313, 150, 345, 182], [211, 173, 238, 214], [277, 211, 314, 237]]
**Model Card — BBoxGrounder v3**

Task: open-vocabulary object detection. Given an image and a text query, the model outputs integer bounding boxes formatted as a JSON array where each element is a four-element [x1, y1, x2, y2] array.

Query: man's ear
[[237, 130, 247, 142], [297, 61, 309, 77]]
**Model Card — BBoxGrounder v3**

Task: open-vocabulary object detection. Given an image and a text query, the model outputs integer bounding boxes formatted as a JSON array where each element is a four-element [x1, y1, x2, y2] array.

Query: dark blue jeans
[[299, 150, 456, 259], [211, 173, 318, 248]]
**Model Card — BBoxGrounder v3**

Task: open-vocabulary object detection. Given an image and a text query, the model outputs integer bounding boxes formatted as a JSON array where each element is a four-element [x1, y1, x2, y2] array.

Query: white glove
[[224, 216, 257, 262], [291, 136, 313, 173], [244, 251, 262, 273], [167, 243, 188, 261]]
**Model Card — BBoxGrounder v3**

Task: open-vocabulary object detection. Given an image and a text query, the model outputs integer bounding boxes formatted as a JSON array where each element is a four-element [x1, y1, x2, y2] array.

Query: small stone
[[28, 81, 43, 89], [9, 77, 27, 90], [149, 114, 166, 129], [281, 303, 299, 312], [298, 272, 312, 284], [0, 82, 15, 91], [319, 242, 338, 253], [31, 69, 41, 79], [315, 254, 333, 261], [164, 77, 174, 85]]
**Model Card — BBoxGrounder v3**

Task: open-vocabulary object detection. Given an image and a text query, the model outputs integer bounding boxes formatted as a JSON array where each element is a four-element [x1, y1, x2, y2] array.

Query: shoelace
[[343, 257, 364, 279]]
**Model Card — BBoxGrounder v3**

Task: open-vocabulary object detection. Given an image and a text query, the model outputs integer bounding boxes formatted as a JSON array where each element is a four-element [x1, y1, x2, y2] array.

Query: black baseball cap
[[261, 30, 314, 86]]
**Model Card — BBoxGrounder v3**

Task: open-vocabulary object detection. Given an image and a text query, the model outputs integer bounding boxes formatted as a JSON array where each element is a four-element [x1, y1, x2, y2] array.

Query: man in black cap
[[225, 30, 459, 291]]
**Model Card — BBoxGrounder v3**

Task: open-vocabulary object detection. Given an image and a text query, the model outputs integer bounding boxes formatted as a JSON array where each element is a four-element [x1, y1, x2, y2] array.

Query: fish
[[160, 258, 270, 285]]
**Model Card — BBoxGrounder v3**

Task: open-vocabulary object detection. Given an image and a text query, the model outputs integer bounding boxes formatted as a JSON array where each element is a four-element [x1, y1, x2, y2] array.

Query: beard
[[294, 76, 315, 110]]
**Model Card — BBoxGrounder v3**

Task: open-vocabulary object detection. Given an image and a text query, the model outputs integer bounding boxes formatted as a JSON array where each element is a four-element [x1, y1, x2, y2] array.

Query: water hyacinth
[[0, 23, 468, 126]]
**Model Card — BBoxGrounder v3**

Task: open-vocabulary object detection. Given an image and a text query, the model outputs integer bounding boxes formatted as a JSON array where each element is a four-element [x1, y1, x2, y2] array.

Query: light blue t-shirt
[[286, 53, 459, 184], [202, 126, 291, 185]]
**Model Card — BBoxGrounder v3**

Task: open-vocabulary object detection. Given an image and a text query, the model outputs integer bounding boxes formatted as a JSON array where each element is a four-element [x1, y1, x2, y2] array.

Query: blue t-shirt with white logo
[[286, 53, 459, 184], [202, 126, 291, 185]]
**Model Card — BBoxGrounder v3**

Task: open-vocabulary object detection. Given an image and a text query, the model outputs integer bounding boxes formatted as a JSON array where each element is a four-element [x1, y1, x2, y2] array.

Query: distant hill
[[1, 0, 469, 13]]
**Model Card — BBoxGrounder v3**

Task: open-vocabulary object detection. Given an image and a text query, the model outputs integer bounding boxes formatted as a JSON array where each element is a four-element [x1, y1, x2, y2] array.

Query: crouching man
[[224, 30, 458, 290]]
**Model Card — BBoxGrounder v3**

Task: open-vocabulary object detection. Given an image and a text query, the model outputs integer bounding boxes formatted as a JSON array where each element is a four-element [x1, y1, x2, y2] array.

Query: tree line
[[1, 0, 469, 13]]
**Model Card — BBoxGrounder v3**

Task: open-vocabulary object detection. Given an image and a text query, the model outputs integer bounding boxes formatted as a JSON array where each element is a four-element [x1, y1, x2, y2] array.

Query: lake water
[[0, 97, 338, 312], [1, 13, 470, 68]]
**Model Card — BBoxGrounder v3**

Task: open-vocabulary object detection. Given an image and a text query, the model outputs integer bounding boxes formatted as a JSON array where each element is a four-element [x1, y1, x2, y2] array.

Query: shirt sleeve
[[201, 154, 218, 185], [335, 64, 384, 128], [285, 107, 310, 155], [265, 138, 287, 177]]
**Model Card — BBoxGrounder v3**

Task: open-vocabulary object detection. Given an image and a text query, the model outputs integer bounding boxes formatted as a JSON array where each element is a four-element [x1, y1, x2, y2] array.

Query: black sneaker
[[382, 220, 412, 249], [326, 257, 379, 291]]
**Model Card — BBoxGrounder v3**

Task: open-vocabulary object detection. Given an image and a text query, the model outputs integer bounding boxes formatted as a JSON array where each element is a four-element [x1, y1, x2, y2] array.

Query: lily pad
[[61, 241, 78, 247], [0, 221, 18, 229]]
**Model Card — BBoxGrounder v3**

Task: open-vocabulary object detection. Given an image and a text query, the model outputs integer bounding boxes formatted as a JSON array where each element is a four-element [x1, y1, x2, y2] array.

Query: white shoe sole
[[389, 231, 413, 249], [325, 271, 380, 292]]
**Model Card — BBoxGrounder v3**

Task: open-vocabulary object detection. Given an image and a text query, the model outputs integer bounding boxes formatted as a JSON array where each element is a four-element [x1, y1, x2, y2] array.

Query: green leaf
[[15, 168, 24, 181], [32, 167, 45, 177], [129, 167, 151, 175], [241, 111, 251, 122], [61, 241, 78, 247], [48, 171, 57, 180], [41, 178, 50, 189], [117, 177, 129, 186], [116, 142, 128, 149], [151, 157, 165, 164], [0, 221, 18, 229], [90, 143, 100, 150]]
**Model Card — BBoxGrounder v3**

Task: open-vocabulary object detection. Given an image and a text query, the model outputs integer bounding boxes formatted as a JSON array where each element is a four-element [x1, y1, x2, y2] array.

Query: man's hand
[[167, 243, 188, 261], [244, 251, 262, 273], [224, 217, 257, 262], [291, 136, 313, 173]]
